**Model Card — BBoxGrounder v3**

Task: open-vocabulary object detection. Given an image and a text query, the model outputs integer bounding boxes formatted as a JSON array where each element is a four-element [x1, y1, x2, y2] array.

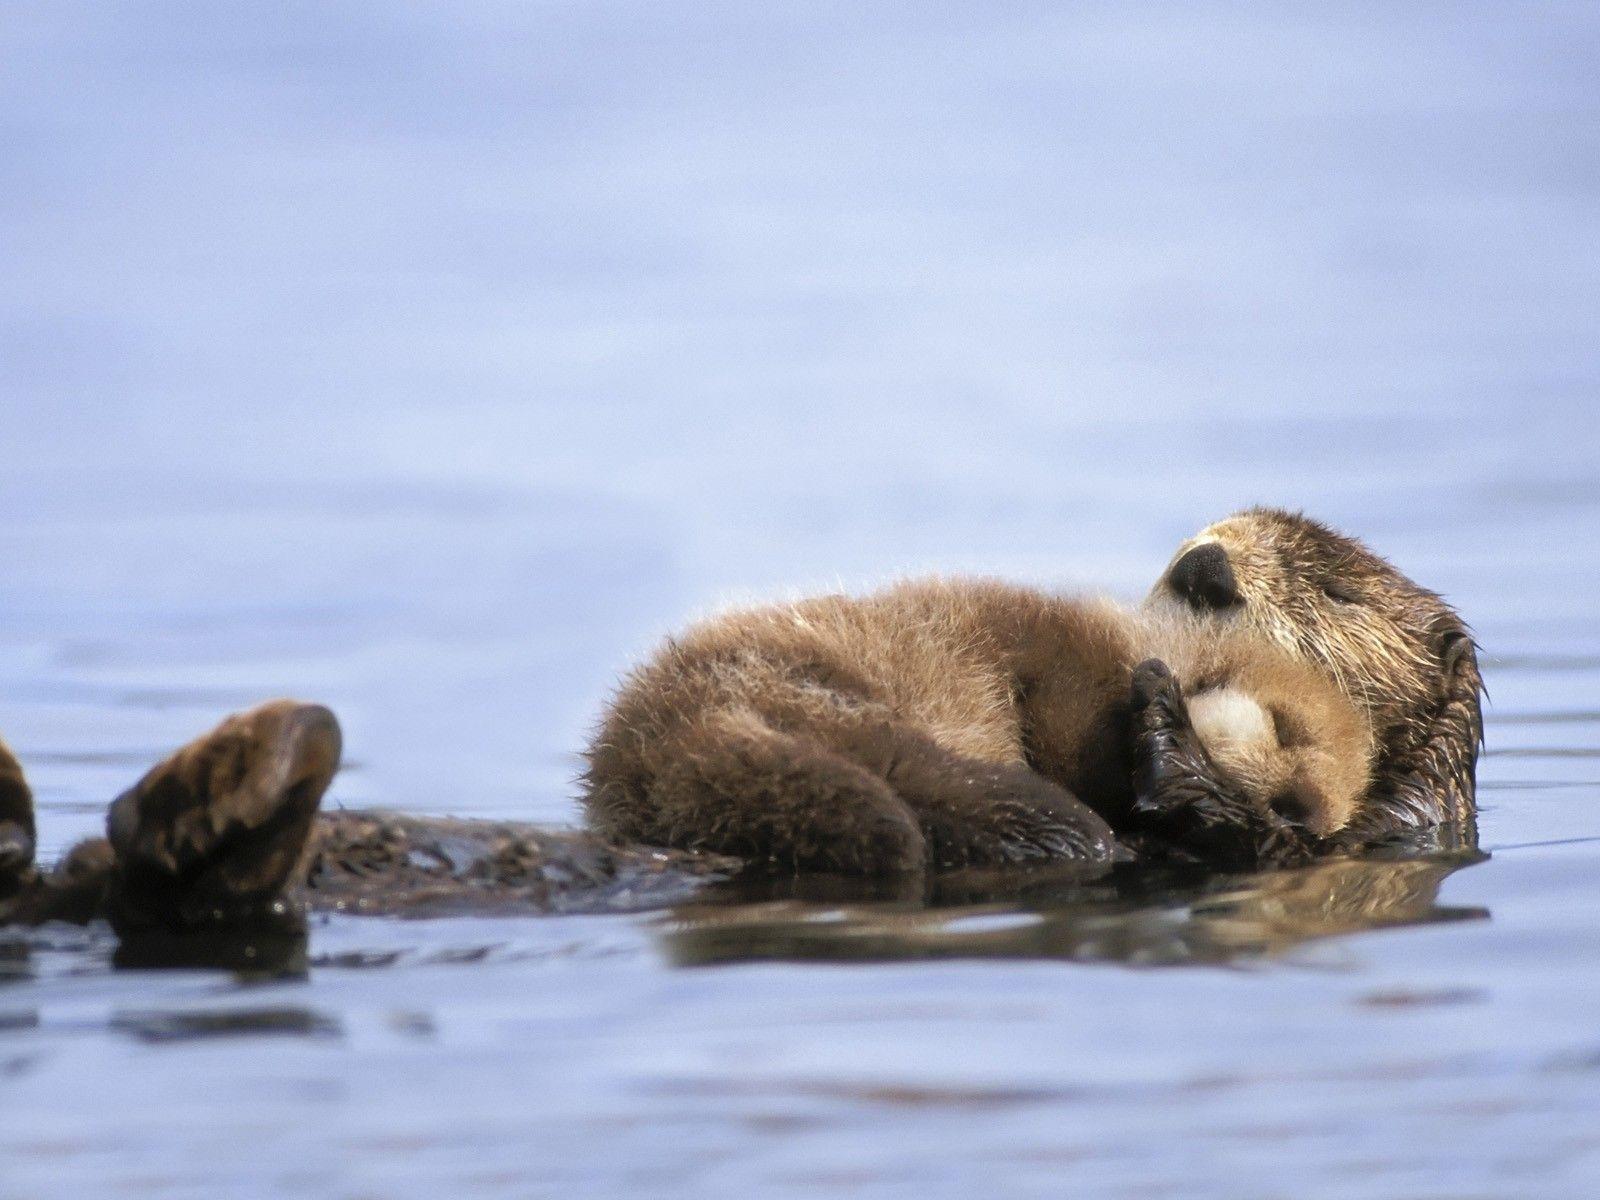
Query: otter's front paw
[[1128, 659, 1213, 819], [1127, 662, 1313, 869], [1130, 658, 1184, 728]]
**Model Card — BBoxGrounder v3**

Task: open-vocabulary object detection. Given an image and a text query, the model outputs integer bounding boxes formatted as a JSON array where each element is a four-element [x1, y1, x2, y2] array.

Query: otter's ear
[[1440, 629, 1475, 683], [1439, 626, 1484, 721]]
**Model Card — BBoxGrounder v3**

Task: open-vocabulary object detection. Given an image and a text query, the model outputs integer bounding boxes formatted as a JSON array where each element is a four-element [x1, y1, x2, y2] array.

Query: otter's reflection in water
[[658, 836, 1487, 968]]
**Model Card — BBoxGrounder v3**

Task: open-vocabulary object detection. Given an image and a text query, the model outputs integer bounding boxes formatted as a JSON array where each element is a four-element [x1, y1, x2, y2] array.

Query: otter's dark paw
[[1129, 658, 1184, 725], [876, 728, 1117, 868], [785, 796, 928, 876], [106, 701, 341, 934], [1127, 666, 1314, 870], [1129, 659, 1192, 798], [1128, 660, 1215, 820]]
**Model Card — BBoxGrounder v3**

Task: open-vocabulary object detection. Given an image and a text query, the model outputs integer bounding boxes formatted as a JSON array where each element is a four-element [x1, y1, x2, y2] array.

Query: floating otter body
[[0, 509, 1481, 940], [586, 508, 1481, 873]]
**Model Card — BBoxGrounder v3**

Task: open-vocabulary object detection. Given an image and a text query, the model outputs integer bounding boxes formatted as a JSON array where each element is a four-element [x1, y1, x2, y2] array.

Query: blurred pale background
[[2, 4, 1596, 844]]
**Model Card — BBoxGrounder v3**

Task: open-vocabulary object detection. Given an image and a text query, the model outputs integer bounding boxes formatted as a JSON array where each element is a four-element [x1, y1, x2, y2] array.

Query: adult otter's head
[[1146, 508, 1483, 833]]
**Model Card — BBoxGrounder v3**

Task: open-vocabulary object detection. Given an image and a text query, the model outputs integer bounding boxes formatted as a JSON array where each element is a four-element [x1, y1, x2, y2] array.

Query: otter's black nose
[[1168, 543, 1240, 611]]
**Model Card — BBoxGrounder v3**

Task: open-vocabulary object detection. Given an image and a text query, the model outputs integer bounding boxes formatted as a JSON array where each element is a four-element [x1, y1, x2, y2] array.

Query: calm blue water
[[2, 4, 1598, 1197]]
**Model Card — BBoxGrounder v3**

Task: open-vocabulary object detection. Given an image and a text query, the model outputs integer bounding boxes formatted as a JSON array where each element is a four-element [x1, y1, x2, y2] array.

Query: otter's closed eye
[[1320, 579, 1362, 604]]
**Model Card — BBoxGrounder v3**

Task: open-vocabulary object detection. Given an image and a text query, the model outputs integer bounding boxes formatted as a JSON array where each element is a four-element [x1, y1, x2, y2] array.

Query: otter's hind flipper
[[105, 701, 341, 934]]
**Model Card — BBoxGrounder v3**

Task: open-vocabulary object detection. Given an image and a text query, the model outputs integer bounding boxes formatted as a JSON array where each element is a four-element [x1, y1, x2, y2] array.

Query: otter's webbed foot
[[1129, 659, 1315, 869], [105, 701, 341, 935]]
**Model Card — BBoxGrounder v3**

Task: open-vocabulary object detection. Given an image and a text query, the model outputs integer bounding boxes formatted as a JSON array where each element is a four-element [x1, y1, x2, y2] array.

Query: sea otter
[[583, 508, 1480, 872], [0, 509, 1481, 935]]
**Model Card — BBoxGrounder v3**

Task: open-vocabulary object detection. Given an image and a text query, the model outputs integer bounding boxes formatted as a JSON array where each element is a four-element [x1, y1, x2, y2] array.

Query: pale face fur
[[1186, 685, 1369, 836]]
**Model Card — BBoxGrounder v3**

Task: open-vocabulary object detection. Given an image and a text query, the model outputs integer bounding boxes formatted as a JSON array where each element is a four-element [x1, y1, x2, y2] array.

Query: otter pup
[[581, 574, 1378, 874]]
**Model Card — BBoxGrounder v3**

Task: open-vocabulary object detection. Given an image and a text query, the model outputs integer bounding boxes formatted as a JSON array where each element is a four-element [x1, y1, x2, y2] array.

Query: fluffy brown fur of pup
[[583, 580, 1372, 873]]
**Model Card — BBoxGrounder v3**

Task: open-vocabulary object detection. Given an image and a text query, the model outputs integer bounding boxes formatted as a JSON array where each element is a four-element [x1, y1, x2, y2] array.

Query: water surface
[[3, 4, 1599, 1197]]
